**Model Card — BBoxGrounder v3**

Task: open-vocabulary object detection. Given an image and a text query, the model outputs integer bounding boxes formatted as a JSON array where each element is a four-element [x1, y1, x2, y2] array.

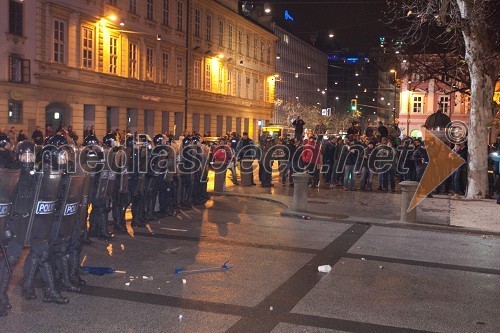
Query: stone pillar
[[212, 162, 227, 192], [291, 172, 310, 213], [240, 159, 254, 186], [400, 181, 419, 223]]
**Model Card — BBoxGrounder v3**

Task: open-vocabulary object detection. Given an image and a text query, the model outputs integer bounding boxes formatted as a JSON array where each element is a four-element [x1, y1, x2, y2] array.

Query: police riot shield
[[50, 174, 85, 244], [24, 170, 62, 246], [116, 147, 130, 194], [0, 169, 21, 234], [71, 149, 93, 239], [104, 148, 117, 199]]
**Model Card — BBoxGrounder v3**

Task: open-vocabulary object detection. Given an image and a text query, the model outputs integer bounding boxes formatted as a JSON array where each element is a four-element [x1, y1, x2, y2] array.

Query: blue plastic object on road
[[81, 266, 126, 276]]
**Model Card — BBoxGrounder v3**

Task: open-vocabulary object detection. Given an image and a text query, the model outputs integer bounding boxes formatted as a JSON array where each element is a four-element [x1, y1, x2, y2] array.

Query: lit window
[[9, 55, 30, 83], [8, 100, 22, 124], [205, 63, 212, 91], [176, 55, 183, 86], [193, 60, 200, 89], [412, 95, 423, 113], [146, 47, 154, 80], [109, 36, 118, 74], [439, 95, 450, 114], [82, 27, 94, 69], [162, 52, 169, 84], [129, 42, 138, 78], [227, 70, 233, 95]]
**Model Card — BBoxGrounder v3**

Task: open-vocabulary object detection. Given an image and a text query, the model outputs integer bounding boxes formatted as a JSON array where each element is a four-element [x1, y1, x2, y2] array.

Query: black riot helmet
[[15, 140, 36, 165], [103, 133, 116, 148], [182, 136, 192, 147], [44, 135, 71, 170], [153, 134, 166, 146], [46, 134, 68, 147], [83, 135, 100, 147], [0, 134, 11, 150]]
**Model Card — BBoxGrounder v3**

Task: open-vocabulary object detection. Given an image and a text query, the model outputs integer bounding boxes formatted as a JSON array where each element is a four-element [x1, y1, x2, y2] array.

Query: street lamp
[[390, 69, 397, 122]]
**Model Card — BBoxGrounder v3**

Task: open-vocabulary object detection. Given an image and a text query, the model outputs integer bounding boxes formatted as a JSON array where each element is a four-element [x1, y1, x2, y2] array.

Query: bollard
[[399, 181, 419, 223], [240, 159, 254, 186], [213, 162, 227, 192], [291, 172, 310, 213]]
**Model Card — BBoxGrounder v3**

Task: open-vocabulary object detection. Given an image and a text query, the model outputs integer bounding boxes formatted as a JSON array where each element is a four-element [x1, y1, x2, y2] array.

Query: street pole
[[184, 0, 190, 132]]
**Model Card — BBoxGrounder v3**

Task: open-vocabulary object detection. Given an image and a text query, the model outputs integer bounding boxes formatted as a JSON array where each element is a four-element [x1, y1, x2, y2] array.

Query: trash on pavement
[[125, 282, 130, 286], [318, 265, 332, 273], [175, 260, 234, 275], [182, 279, 187, 284]]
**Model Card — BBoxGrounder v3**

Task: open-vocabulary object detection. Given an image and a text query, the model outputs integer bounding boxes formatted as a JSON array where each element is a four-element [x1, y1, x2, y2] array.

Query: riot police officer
[[89, 135, 116, 240], [147, 134, 169, 218], [106, 134, 129, 232], [158, 137, 178, 217], [0, 135, 20, 316], [20, 135, 70, 304], [49, 141, 84, 293], [179, 136, 196, 209], [127, 135, 147, 227]]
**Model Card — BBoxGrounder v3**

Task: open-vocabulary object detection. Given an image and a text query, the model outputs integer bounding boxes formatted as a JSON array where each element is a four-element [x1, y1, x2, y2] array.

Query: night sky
[[251, 0, 390, 53]]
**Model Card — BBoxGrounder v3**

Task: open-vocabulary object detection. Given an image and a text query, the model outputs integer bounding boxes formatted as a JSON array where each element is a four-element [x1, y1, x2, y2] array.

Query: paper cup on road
[[318, 265, 332, 273]]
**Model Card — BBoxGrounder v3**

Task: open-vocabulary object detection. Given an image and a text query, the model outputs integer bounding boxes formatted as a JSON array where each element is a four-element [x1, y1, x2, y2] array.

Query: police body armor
[[23, 167, 62, 246], [0, 169, 21, 236]]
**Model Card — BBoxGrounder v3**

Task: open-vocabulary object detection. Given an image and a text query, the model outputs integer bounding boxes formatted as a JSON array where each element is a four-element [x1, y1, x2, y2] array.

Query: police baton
[[0, 241, 12, 277]]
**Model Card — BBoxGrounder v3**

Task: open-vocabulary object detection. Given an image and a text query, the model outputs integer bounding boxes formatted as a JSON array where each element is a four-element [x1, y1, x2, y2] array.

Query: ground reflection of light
[[107, 244, 113, 256]]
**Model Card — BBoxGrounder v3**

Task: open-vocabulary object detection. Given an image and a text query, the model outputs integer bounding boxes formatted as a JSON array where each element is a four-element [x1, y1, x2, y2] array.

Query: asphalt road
[[2, 196, 499, 332]]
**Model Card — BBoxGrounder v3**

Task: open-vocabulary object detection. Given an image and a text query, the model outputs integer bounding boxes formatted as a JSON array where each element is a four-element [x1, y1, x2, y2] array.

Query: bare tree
[[274, 98, 357, 133], [386, 0, 500, 198]]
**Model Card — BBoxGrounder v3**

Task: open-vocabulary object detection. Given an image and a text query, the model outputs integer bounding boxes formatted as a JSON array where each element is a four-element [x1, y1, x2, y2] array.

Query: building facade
[[1, 0, 277, 141], [272, 23, 328, 125], [398, 72, 470, 138]]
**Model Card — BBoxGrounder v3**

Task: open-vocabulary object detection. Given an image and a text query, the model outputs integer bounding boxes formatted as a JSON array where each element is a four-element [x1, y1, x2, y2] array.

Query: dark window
[[9, 0, 23, 36], [8, 100, 22, 124], [9, 55, 30, 83], [147, 0, 154, 20], [109, 0, 117, 6]]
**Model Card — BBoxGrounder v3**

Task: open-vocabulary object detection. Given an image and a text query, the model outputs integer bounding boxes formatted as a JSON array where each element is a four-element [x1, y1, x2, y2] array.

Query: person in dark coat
[[31, 126, 44, 145], [292, 116, 305, 140]]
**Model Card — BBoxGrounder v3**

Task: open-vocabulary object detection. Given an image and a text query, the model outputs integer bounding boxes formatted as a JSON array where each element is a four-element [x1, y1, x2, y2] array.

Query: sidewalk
[[208, 169, 500, 234]]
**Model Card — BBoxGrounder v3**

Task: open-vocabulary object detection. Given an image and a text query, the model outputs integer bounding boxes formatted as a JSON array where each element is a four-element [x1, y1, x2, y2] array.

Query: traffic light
[[350, 98, 357, 111]]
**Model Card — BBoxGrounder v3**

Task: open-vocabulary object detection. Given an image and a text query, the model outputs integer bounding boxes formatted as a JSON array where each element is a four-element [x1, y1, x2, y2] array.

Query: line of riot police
[[0, 132, 211, 316]]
